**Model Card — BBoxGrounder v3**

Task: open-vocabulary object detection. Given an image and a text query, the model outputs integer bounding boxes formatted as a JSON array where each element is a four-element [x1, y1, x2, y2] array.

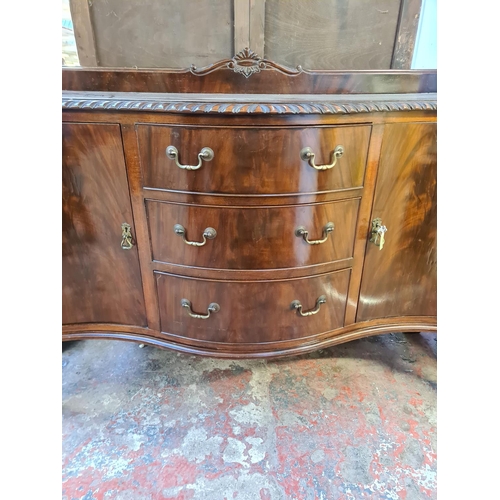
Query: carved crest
[[190, 48, 303, 78], [228, 48, 267, 78]]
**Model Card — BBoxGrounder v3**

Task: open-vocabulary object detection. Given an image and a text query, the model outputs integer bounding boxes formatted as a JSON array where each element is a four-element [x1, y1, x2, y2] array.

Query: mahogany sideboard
[[62, 50, 437, 358]]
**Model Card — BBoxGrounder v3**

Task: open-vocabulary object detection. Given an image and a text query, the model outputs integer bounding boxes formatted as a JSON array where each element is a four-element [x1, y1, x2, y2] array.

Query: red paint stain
[[158, 457, 199, 488], [408, 397, 424, 407], [260, 488, 272, 500], [358, 391, 367, 402]]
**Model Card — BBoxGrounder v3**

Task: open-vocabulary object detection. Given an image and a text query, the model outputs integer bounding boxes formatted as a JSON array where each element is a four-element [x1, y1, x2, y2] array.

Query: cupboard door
[[357, 122, 437, 321], [62, 123, 147, 326]]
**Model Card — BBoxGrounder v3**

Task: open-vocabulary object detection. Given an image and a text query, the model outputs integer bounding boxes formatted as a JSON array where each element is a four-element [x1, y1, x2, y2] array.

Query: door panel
[[357, 122, 437, 321], [62, 123, 147, 326]]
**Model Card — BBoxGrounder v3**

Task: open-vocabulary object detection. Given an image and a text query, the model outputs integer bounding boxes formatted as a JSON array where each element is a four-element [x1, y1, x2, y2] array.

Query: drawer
[[137, 124, 371, 195], [156, 270, 350, 343], [147, 198, 360, 270]]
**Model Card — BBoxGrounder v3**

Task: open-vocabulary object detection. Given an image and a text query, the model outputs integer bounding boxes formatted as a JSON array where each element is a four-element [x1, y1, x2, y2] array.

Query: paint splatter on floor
[[62, 333, 437, 499]]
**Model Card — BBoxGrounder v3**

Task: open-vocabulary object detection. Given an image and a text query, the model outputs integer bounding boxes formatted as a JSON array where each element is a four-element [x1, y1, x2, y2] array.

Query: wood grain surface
[[264, 0, 402, 70], [62, 315, 436, 358], [138, 124, 371, 195], [62, 67, 437, 95], [89, 0, 233, 68], [62, 123, 147, 325], [69, 0, 97, 66], [155, 270, 350, 343], [357, 122, 437, 320], [391, 0, 423, 69], [147, 198, 360, 269], [61, 81, 437, 357]]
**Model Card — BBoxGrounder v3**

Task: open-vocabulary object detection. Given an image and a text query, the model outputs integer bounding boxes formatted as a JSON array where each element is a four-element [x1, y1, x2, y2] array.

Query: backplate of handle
[[174, 224, 217, 246], [121, 223, 134, 250], [291, 296, 327, 317], [370, 218, 388, 250], [300, 145, 344, 170], [181, 299, 220, 319], [295, 222, 334, 245], [166, 145, 214, 170]]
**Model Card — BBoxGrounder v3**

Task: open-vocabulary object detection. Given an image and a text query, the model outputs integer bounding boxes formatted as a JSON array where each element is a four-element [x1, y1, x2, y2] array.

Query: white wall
[[412, 0, 437, 69]]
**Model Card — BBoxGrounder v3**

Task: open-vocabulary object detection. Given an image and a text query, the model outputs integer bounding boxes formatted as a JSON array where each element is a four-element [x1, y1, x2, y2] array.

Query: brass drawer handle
[[181, 299, 220, 319], [291, 295, 327, 317], [166, 145, 214, 170], [174, 224, 217, 246], [370, 218, 388, 250], [295, 222, 334, 245], [121, 222, 134, 250], [300, 145, 344, 170]]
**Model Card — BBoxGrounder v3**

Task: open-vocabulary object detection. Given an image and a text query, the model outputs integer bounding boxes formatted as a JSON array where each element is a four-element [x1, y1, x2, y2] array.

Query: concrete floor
[[62, 333, 437, 500]]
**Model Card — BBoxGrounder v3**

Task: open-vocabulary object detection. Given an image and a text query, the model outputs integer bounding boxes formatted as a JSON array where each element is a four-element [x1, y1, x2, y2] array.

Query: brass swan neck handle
[[300, 145, 344, 170], [166, 145, 214, 170], [291, 296, 327, 317], [181, 299, 220, 319], [295, 222, 334, 245], [174, 224, 217, 246]]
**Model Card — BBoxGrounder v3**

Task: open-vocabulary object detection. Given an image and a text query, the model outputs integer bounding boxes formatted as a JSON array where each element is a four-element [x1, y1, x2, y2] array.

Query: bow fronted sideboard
[[62, 50, 437, 358]]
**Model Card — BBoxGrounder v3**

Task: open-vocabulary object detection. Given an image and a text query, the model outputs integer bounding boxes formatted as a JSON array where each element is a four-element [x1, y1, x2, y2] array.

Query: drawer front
[[138, 125, 371, 195], [156, 270, 350, 343], [147, 198, 359, 269]]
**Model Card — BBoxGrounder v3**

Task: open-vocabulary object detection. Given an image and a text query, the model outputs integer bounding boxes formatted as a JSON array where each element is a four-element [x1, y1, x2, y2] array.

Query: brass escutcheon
[[121, 222, 134, 250], [370, 218, 388, 250]]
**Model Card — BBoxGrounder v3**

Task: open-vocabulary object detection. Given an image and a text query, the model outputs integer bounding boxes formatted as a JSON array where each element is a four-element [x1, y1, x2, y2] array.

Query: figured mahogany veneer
[[137, 124, 371, 195], [156, 270, 350, 344], [61, 67, 437, 95], [62, 56, 437, 358], [146, 198, 359, 270], [357, 122, 437, 321], [62, 123, 147, 326]]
